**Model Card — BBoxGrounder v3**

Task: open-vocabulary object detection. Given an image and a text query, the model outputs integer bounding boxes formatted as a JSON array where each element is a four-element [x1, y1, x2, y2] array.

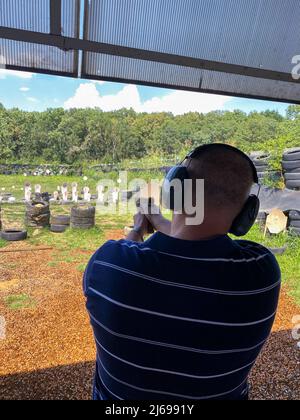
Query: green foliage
[[0, 104, 298, 165], [242, 224, 300, 306], [0, 238, 7, 248], [5, 294, 36, 310]]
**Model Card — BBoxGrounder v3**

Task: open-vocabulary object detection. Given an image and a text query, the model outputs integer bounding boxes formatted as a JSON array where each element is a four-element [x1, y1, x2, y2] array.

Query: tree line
[[0, 102, 299, 166]]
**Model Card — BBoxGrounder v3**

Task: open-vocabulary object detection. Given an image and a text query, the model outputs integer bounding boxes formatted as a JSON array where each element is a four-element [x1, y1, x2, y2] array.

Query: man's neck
[[170, 215, 229, 241]]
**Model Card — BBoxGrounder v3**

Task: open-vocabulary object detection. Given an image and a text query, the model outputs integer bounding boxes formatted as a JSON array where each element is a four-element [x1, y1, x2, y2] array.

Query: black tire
[[71, 206, 95, 218], [255, 165, 269, 173], [70, 215, 95, 223], [253, 161, 269, 169], [256, 211, 266, 222], [51, 215, 70, 226], [284, 173, 300, 181], [50, 224, 67, 233], [283, 148, 300, 161], [290, 220, 300, 228], [71, 222, 95, 229], [289, 210, 300, 221], [26, 213, 50, 227], [250, 151, 270, 160], [289, 227, 300, 236], [257, 172, 268, 178], [286, 167, 300, 174], [1, 230, 27, 241], [267, 246, 287, 256], [71, 223, 95, 229], [282, 160, 300, 171], [26, 201, 49, 216], [285, 180, 300, 189]]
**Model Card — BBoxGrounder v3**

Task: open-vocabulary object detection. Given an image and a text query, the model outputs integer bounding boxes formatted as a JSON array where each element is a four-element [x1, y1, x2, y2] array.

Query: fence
[[0, 164, 83, 176]]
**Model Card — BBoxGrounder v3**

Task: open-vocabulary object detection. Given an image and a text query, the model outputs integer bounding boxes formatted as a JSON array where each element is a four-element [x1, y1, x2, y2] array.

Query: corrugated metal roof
[[84, 0, 300, 73], [0, 0, 300, 103], [0, 0, 79, 37], [0, 0, 50, 33], [82, 53, 300, 103], [0, 38, 77, 75], [202, 71, 300, 103], [0, 0, 79, 76], [83, 52, 204, 89]]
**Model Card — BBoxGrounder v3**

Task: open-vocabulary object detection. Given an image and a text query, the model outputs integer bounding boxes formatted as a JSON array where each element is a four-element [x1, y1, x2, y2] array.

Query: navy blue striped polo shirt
[[84, 232, 281, 400]]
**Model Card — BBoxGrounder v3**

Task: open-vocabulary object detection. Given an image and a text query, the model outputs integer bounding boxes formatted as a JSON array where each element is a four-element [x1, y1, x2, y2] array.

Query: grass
[[0, 189, 299, 306], [5, 294, 36, 311], [31, 227, 103, 252], [0, 238, 7, 248], [0, 170, 166, 201], [242, 224, 300, 306], [77, 263, 88, 273]]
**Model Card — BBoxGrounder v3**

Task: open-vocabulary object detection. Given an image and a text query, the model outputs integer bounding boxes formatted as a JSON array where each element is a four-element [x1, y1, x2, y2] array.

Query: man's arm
[[145, 202, 171, 235], [146, 213, 171, 235], [126, 212, 152, 243], [126, 202, 172, 242], [126, 226, 145, 243]]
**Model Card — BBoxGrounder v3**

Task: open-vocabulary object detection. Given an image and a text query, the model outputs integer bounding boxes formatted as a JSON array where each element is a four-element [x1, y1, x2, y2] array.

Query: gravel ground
[[0, 241, 299, 400]]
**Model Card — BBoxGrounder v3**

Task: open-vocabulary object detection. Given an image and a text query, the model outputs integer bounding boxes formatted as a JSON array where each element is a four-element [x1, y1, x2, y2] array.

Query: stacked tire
[[50, 215, 70, 233], [256, 211, 267, 224], [282, 148, 300, 190], [71, 206, 95, 229], [289, 210, 300, 236], [25, 201, 50, 228], [249, 152, 270, 183]]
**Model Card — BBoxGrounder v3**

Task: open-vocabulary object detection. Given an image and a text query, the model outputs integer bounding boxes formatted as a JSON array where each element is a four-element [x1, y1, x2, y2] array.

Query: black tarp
[[258, 187, 300, 213]]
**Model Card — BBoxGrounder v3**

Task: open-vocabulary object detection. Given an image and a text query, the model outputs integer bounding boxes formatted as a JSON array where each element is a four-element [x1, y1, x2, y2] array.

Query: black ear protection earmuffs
[[161, 144, 260, 237]]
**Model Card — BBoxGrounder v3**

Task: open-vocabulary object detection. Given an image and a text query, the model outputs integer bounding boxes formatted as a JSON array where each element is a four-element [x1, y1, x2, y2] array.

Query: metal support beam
[[50, 0, 62, 35], [0, 26, 298, 84]]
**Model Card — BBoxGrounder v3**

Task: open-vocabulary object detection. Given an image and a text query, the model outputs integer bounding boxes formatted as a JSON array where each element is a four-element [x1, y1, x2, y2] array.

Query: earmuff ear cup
[[161, 166, 189, 211], [230, 195, 260, 237]]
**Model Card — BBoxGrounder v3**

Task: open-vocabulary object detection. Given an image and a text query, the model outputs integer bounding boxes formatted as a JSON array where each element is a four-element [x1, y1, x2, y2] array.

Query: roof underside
[[0, 0, 300, 103]]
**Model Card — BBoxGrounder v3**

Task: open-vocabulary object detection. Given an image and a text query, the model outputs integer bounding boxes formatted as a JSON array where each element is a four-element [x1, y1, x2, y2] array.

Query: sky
[[0, 69, 291, 116]]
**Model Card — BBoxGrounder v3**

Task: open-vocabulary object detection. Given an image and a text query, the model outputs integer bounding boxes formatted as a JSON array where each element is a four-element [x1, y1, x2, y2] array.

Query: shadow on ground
[[0, 329, 299, 400], [0, 361, 94, 400], [249, 329, 300, 400]]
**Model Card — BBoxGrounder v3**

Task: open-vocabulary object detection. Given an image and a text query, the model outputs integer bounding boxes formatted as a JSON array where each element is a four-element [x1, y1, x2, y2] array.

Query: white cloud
[[20, 87, 30, 92], [64, 83, 141, 111], [64, 83, 231, 115], [142, 90, 231, 115], [0, 69, 34, 79]]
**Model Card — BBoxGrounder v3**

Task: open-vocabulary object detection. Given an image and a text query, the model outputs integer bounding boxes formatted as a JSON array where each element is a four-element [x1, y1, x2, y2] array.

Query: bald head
[[187, 145, 255, 219]]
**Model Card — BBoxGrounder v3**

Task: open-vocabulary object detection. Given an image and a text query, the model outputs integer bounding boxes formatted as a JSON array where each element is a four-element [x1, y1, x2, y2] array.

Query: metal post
[[50, 0, 62, 35]]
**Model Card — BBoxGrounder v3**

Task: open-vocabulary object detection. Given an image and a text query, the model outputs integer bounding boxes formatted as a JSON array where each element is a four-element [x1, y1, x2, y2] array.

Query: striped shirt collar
[[145, 232, 235, 258]]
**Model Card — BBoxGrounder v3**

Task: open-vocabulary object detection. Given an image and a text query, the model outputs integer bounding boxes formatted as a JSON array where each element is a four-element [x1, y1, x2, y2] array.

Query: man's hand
[[126, 212, 154, 243], [133, 197, 172, 237], [144, 202, 172, 236], [133, 212, 154, 236]]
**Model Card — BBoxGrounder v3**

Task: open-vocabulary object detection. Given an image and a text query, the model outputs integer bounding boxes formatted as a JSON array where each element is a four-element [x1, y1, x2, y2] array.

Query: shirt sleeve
[[83, 240, 117, 297]]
